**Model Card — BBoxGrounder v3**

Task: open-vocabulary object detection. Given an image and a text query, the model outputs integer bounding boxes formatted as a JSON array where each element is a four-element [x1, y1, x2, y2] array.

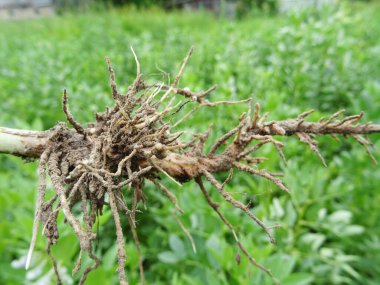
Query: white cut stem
[[0, 127, 48, 157]]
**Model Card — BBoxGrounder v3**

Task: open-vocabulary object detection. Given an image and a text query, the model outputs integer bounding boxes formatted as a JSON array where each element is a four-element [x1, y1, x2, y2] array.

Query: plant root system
[[21, 48, 379, 285]]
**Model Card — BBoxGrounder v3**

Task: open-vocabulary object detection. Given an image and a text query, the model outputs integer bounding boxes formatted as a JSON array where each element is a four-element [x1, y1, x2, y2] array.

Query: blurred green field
[[1, 3, 380, 285]]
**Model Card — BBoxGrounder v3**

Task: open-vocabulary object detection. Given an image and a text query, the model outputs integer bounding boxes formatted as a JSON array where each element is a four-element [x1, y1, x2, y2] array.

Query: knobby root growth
[[23, 47, 379, 284]]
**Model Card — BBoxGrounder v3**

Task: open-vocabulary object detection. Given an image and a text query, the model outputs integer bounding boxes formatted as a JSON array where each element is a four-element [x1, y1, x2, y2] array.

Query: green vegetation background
[[0, 3, 380, 285]]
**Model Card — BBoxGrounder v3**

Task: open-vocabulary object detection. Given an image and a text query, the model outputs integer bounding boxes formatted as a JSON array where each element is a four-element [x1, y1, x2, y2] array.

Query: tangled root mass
[[25, 48, 379, 285]]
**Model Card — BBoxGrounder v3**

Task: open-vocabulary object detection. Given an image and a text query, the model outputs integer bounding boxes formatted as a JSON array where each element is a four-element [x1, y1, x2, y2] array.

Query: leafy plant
[[1, 3, 380, 285]]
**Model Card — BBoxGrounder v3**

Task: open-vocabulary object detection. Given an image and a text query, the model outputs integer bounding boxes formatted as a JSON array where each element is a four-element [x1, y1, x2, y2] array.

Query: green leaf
[[169, 234, 186, 259], [283, 273, 314, 285], [340, 225, 365, 236], [328, 210, 352, 224], [102, 244, 117, 270], [158, 251, 179, 264], [301, 233, 326, 251], [271, 198, 284, 218], [265, 254, 296, 279], [341, 264, 360, 279], [205, 234, 221, 252]]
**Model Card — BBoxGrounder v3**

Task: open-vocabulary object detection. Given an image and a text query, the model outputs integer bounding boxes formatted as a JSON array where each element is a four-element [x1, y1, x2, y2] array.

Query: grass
[[0, 3, 380, 284]]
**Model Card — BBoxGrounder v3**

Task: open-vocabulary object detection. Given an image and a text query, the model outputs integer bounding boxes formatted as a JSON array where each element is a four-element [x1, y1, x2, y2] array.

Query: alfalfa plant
[[0, 48, 379, 285]]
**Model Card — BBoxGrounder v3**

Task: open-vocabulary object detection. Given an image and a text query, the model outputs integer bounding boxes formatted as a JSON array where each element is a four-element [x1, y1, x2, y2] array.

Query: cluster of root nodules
[[27, 48, 378, 285]]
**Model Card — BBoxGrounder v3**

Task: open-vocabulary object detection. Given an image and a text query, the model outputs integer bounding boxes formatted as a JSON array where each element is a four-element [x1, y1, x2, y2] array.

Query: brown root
[[196, 177, 279, 285], [19, 48, 380, 284]]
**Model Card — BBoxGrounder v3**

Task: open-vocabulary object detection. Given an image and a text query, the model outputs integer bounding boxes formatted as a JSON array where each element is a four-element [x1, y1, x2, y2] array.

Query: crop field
[[0, 3, 380, 285]]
